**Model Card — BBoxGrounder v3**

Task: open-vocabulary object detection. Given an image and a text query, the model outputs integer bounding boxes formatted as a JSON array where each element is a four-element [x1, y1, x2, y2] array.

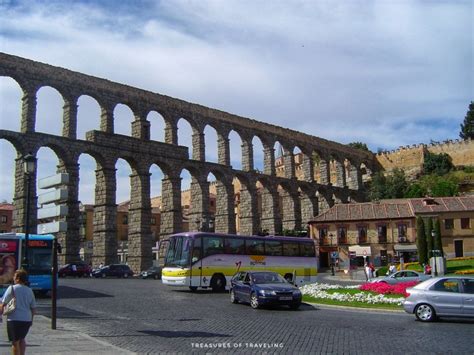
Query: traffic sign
[[38, 189, 68, 205], [38, 173, 69, 189], [38, 205, 68, 219], [38, 221, 68, 234], [331, 251, 339, 259]]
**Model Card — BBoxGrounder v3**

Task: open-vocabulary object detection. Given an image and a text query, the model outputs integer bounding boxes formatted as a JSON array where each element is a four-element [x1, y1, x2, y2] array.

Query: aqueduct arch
[[0, 52, 375, 272]]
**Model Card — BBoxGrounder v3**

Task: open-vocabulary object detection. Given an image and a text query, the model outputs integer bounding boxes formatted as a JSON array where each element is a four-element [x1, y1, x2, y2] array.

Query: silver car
[[403, 276, 474, 322], [370, 270, 431, 284]]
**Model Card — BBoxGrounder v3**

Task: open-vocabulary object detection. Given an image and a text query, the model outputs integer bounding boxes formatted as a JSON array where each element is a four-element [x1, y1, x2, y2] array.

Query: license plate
[[279, 296, 292, 301]]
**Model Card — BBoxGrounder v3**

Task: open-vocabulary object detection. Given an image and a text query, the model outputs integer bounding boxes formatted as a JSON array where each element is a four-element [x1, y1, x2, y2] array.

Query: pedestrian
[[364, 262, 370, 281], [1, 269, 36, 355], [99, 262, 104, 269], [369, 263, 375, 278], [388, 263, 396, 275]]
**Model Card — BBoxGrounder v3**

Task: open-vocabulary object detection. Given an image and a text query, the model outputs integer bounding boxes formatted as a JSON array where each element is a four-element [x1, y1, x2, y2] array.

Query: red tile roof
[[311, 196, 474, 223]]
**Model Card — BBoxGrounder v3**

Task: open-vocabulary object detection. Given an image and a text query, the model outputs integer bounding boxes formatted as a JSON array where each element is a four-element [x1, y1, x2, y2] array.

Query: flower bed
[[359, 281, 418, 297], [300, 283, 405, 306]]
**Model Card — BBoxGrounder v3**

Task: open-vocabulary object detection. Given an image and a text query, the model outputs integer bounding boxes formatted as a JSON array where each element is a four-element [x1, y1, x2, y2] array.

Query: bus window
[[224, 237, 245, 254], [265, 240, 282, 256], [191, 237, 201, 263], [300, 243, 315, 257], [245, 239, 264, 255], [203, 236, 224, 257], [283, 242, 299, 256]]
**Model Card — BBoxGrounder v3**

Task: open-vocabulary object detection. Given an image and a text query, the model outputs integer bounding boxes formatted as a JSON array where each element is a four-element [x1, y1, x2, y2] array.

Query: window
[[245, 239, 264, 255], [122, 215, 128, 225], [264, 240, 282, 256], [358, 226, 367, 244], [444, 219, 454, 230], [224, 237, 245, 254], [431, 279, 460, 293], [318, 227, 327, 239], [460, 218, 470, 229], [150, 217, 156, 225], [337, 227, 347, 244], [203, 236, 224, 257], [300, 243, 316, 257], [398, 224, 407, 242], [0, 215, 7, 224], [463, 279, 474, 294], [377, 225, 387, 243], [283, 242, 299, 256]]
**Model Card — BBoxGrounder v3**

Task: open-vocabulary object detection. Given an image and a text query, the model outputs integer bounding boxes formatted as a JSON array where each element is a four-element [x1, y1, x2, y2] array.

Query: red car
[[58, 262, 92, 278]]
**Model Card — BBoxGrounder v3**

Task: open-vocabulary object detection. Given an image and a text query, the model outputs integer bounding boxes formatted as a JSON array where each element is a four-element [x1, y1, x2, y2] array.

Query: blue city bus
[[0, 233, 54, 296]]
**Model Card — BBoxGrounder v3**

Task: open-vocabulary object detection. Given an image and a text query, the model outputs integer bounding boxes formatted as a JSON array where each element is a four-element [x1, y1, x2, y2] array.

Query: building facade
[[309, 197, 474, 270], [0, 203, 13, 233]]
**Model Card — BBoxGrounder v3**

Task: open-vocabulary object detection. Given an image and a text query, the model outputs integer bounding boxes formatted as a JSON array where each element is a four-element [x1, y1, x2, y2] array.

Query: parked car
[[92, 264, 133, 278], [230, 270, 302, 310], [370, 270, 431, 285], [403, 276, 474, 322], [58, 262, 92, 278], [140, 266, 162, 279]]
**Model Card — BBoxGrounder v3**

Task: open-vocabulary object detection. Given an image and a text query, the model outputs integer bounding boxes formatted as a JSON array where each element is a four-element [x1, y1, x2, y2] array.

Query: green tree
[[404, 182, 427, 198], [460, 101, 474, 139], [368, 172, 387, 200], [386, 168, 408, 198], [423, 151, 453, 176], [348, 142, 370, 151], [425, 218, 433, 253], [430, 178, 459, 197], [416, 217, 428, 265], [433, 218, 444, 256]]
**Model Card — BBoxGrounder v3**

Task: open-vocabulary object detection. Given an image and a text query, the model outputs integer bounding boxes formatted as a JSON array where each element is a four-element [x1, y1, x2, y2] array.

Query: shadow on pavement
[[36, 305, 96, 319], [58, 285, 113, 299]]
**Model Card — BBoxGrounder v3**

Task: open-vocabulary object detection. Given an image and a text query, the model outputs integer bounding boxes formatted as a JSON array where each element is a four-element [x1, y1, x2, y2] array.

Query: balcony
[[398, 236, 408, 243]]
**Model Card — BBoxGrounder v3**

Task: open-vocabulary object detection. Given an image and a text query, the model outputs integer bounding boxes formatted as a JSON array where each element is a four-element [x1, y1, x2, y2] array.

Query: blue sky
[[0, 0, 472, 204]]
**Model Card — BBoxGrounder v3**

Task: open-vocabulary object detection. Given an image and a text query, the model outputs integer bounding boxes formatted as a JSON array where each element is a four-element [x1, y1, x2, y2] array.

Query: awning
[[394, 244, 417, 252], [348, 245, 371, 256]]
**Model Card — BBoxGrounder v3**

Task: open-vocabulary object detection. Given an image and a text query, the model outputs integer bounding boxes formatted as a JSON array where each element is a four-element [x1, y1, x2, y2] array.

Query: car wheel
[[230, 289, 238, 304], [123, 273, 129, 278], [210, 274, 226, 292], [154, 274, 159, 280], [250, 293, 260, 309], [189, 286, 198, 292], [101, 273, 106, 278], [415, 304, 436, 322]]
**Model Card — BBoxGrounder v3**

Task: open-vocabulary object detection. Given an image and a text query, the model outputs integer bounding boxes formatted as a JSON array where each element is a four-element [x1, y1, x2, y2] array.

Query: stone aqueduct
[[0, 52, 375, 272]]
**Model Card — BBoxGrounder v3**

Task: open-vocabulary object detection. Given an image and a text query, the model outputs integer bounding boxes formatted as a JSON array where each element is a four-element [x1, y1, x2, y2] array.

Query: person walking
[[1, 269, 36, 355]]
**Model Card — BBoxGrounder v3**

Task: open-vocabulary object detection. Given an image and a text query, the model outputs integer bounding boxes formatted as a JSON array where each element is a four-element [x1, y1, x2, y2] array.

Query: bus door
[[190, 236, 203, 287]]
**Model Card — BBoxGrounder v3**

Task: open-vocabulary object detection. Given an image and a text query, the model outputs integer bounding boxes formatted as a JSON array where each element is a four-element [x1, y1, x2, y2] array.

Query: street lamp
[[431, 230, 438, 277], [329, 233, 335, 276], [22, 153, 36, 271]]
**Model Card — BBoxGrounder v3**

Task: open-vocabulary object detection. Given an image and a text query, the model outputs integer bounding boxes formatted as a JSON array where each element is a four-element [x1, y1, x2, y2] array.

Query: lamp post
[[22, 154, 36, 271], [329, 233, 335, 276], [431, 230, 438, 277]]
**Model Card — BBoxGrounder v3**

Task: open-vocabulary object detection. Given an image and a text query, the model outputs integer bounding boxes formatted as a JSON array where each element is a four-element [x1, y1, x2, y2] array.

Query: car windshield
[[165, 236, 192, 268], [252, 272, 286, 284]]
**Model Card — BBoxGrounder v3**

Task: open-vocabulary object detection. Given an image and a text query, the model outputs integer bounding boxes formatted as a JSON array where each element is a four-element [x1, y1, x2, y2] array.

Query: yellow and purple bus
[[161, 232, 318, 291]]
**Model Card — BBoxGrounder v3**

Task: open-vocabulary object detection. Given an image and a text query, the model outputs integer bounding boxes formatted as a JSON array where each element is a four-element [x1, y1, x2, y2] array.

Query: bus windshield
[[28, 241, 53, 275], [165, 236, 192, 268]]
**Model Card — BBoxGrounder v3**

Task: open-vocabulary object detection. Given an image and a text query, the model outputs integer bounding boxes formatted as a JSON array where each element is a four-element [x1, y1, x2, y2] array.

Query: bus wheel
[[189, 286, 198, 292], [211, 274, 226, 292]]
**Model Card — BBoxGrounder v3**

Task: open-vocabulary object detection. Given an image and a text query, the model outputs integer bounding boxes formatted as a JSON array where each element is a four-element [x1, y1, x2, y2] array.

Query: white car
[[370, 270, 431, 284], [403, 276, 474, 322]]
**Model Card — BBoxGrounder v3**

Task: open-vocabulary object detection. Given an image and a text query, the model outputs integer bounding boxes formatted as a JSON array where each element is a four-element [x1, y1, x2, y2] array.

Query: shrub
[[359, 281, 418, 297]]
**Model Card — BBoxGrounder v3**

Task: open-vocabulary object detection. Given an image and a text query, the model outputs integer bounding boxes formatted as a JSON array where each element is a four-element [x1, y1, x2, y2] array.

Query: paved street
[[27, 277, 474, 354]]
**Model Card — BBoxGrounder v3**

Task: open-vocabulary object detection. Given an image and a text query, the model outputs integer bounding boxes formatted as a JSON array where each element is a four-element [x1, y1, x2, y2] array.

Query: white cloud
[[0, 0, 471, 202]]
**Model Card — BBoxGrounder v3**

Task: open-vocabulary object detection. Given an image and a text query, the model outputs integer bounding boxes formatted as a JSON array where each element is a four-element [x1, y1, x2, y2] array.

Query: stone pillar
[[260, 186, 281, 235], [281, 189, 302, 231], [214, 180, 236, 234], [282, 147, 296, 179], [192, 132, 205, 161], [12, 155, 38, 233], [263, 144, 276, 176], [241, 138, 254, 172], [62, 95, 78, 139], [100, 101, 114, 134], [188, 176, 210, 232], [217, 132, 231, 166], [300, 191, 318, 227], [239, 183, 258, 235], [20, 87, 37, 133], [335, 160, 346, 187], [317, 191, 333, 214], [301, 153, 314, 182], [131, 109, 150, 140], [127, 171, 153, 273], [348, 165, 362, 190], [160, 175, 182, 236], [164, 118, 178, 145], [319, 159, 331, 185], [93, 166, 117, 266]]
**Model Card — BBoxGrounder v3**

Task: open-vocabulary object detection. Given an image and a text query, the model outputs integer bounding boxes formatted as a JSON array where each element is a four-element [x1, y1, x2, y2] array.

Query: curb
[[306, 302, 405, 314]]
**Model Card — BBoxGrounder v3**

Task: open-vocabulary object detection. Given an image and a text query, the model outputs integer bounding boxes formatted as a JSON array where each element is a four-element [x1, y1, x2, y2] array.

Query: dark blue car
[[230, 271, 302, 310]]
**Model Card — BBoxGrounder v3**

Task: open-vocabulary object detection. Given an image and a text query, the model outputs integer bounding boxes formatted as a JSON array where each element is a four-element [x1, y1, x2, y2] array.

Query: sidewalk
[[2, 315, 135, 355]]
